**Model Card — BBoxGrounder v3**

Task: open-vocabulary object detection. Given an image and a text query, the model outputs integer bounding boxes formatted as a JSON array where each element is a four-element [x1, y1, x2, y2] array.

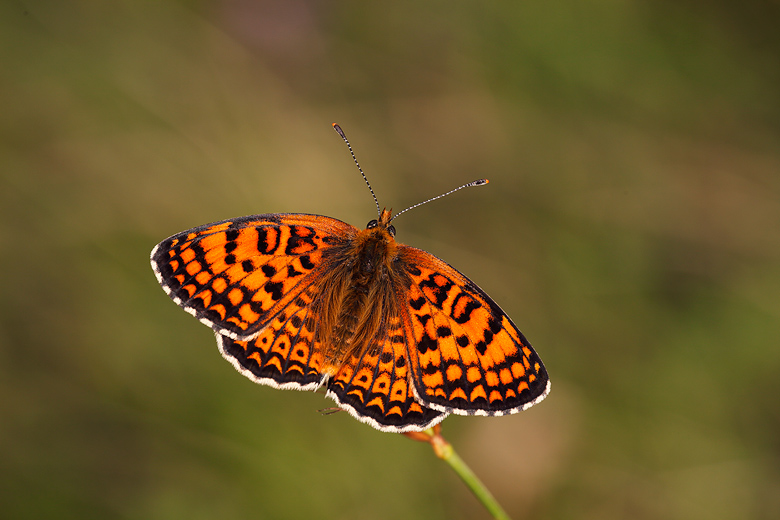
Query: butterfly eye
[[366, 219, 378, 229], [387, 225, 396, 237]]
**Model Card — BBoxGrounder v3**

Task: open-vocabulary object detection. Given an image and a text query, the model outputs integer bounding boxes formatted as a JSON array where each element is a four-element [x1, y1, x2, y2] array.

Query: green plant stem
[[404, 426, 512, 520]]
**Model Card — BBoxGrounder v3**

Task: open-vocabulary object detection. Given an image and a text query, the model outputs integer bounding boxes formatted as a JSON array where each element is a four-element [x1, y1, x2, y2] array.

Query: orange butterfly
[[151, 124, 549, 433]]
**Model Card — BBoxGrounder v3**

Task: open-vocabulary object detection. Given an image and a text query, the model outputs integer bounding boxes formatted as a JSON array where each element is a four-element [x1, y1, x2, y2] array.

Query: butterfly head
[[355, 208, 399, 275], [365, 208, 396, 237]]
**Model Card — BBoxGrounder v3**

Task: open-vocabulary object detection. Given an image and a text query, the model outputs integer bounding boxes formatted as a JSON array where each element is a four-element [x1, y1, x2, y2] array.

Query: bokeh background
[[2, 1, 779, 519]]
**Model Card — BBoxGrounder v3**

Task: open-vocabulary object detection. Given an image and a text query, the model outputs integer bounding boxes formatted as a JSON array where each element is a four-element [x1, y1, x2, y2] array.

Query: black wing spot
[[489, 317, 502, 334], [422, 363, 438, 375], [451, 294, 480, 324], [436, 326, 452, 338], [419, 275, 453, 307], [285, 236, 312, 255], [264, 281, 284, 301], [416, 314, 431, 326], [287, 264, 303, 277], [417, 335, 438, 355], [299, 255, 315, 270], [257, 228, 277, 254], [406, 265, 422, 276], [410, 297, 425, 311]]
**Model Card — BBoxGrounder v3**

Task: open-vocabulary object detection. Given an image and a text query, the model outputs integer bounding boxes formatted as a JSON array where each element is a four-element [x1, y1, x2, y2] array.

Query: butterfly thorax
[[315, 209, 406, 376]]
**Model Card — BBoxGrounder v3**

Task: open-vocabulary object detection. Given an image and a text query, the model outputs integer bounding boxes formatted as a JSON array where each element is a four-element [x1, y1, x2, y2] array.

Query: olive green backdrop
[[2, 1, 779, 519]]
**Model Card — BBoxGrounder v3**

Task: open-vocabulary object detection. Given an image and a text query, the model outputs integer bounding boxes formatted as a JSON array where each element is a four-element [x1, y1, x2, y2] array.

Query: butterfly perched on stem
[[151, 124, 549, 433]]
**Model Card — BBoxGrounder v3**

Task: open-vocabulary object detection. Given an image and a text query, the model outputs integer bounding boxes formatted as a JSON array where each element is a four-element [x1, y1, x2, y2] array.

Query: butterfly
[[150, 124, 549, 433]]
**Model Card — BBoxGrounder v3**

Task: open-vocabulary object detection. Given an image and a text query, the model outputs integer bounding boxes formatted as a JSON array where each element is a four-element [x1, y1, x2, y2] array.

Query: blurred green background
[[2, 1, 779, 519]]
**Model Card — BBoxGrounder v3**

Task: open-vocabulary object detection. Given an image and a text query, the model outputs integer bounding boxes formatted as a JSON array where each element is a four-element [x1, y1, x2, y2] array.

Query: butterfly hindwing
[[151, 213, 357, 340], [398, 246, 550, 416], [325, 321, 448, 433], [216, 282, 324, 389]]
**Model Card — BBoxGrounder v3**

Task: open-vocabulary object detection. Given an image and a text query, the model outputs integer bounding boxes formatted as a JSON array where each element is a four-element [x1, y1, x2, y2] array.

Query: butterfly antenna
[[391, 178, 489, 222], [333, 123, 381, 217]]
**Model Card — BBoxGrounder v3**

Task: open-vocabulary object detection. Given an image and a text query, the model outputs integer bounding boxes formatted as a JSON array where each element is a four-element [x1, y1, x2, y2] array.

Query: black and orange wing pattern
[[216, 317, 446, 432], [214, 281, 325, 391], [152, 210, 548, 432], [151, 213, 354, 342], [397, 246, 550, 416], [321, 316, 446, 432]]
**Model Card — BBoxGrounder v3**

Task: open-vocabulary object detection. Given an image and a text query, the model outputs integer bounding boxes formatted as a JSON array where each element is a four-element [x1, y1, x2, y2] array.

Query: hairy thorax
[[315, 211, 406, 376]]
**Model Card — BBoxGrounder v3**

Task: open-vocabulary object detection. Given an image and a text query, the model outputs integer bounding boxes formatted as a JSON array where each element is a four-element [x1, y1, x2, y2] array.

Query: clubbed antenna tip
[[391, 178, 490, 222], [332, 123, 347, 139]]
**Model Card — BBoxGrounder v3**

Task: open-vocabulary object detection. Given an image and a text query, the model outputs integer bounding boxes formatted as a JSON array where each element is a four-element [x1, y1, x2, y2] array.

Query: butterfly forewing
[[398, 246, 550, 416], [151, 214, 357, 340]]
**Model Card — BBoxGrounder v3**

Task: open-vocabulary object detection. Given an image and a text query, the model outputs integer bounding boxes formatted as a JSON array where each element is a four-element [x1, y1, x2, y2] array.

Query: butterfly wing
[[324, 317, 448, 433], [151, 213, 357, 340], [398, 246, 550, 416], [215, 278, 325, 390]]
